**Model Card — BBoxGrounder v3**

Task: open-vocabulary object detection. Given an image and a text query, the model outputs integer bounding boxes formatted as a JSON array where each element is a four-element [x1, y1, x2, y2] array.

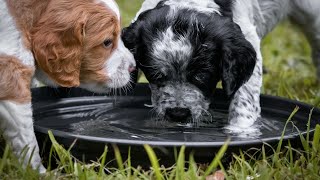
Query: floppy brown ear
[[31, 8, 87, 87]]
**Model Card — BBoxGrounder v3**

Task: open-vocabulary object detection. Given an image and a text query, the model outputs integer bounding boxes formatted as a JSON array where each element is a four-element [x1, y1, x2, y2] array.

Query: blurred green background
[[116, 0, 320, 107]]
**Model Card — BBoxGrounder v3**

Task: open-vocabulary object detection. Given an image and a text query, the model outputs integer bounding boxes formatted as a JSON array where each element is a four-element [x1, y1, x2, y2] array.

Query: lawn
[[0, 0, 319, 179]]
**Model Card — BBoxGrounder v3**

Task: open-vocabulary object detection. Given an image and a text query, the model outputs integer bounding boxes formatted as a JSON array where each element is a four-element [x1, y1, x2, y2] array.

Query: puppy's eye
[[103, 39, 113, 47]]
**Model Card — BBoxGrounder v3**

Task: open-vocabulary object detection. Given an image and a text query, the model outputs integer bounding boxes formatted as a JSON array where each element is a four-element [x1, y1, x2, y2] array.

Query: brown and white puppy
[[0, 0, 135, 173]]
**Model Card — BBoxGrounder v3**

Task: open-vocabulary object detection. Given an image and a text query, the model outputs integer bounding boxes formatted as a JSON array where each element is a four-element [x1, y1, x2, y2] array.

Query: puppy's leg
[[228, 29, 263, 130], [291, 0, 320, 80], [0, 55, 45, 173], [314, 50, 320, 81], [312, 45, 320, 81], [0, 102, 45, 173]]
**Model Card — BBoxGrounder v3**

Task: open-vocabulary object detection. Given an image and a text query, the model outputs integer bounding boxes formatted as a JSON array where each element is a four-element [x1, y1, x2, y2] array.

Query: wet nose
[[165, 107, 191, 122], [128, 63, 136, 73]]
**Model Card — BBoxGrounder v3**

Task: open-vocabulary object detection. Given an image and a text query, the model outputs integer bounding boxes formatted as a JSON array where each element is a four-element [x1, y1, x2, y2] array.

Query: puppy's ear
[[31, 6, 87, 87], [214, 0, 234, 17], [122, 23, 139, 54], [221, 25, 256, 97]]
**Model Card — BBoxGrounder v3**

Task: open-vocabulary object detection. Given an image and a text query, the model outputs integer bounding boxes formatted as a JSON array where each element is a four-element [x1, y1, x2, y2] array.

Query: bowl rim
[[32, 83, 319, 147]]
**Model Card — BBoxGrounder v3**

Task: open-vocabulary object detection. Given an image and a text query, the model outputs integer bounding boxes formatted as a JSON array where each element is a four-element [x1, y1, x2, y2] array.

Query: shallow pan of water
[[32, 83, 320, 164]]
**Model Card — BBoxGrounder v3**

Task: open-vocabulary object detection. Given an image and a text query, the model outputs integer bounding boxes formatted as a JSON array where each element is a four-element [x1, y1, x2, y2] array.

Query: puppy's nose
[[165, 107, 191, 122], [128, 64, 136, 73]]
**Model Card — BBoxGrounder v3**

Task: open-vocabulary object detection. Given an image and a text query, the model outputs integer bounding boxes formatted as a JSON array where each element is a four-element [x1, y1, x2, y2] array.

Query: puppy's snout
[[165, 107, 191, 122], [128, 63, 136, 73]]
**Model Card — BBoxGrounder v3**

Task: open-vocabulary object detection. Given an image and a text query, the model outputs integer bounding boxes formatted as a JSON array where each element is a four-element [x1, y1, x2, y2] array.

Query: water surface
[[34, 96, 308, 143]]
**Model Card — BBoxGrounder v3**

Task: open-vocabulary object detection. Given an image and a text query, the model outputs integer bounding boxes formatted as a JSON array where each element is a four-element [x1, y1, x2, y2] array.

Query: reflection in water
[[34, 96, 307, 142]]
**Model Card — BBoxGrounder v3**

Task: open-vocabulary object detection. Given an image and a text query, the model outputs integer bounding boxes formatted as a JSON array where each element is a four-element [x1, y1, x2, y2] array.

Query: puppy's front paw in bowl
[[224, 117, 262, 138], [228, 91, 261, 128], [225, 96, 262, 137], [224, 124, 262, 138], [228, 115, 257, 129]]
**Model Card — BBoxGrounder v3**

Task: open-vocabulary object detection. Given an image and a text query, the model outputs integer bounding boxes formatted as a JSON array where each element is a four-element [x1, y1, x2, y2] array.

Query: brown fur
[[0, 55, 34, 103], [31, 0, 120, 87], [6, 0, 50, 50], [81, 14, 120, 84], [6, 0, 120, 87]]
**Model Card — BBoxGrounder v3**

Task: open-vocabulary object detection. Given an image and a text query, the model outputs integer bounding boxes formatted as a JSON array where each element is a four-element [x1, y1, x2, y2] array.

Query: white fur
[[227, 0, 320, 132], [0, 0, 34, 67], [226, 0, 263, 130], [0, 1, 45, 172], [80, 39, 136, 92], [164, 0, 221, 16], [152, 27, 192, 73], [0, 102, 46, 173], [105, 40, 136, 88], [98, 0, 120, 20], [133, 0, 221, 22]]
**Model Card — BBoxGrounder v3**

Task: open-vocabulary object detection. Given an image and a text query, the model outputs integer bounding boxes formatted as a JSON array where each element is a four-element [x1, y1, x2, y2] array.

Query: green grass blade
[[168, 167, 177, 180], [273, 107, 298, 168], [143, 144, 163, 180], [188, 153, 198, 179], [112, 144, 124, 172], [287, 141, 293, 169], [218, 161, 229, 180], [176, 146, 186, 180], [291, 112, 312, 154], [276, 107, 299, 154], [173, 147, 178, 162], [203, 138, 230, 179], [304, 108, 314, 161], [262, 144, 266, 162], [99, 146, 108, 176], [27, 147, 36, 171], [127, 146, 132, 178], [306, 108, 313, 145], [0, 144, 10, 174], [312, 125, 320, 155], [48, 130, 74, 173], [47, 146, 54, 171], [67, 139, 77, 152]]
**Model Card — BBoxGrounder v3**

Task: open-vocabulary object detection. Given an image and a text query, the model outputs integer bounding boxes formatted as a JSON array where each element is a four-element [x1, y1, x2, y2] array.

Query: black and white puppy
[[123, 0, 320, 130]]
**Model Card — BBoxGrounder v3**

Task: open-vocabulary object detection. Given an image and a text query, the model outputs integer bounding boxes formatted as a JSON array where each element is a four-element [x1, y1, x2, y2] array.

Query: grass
[[1, 120, 319, 179], [1, 0, 320, 179], [261, 21, 320, 107]]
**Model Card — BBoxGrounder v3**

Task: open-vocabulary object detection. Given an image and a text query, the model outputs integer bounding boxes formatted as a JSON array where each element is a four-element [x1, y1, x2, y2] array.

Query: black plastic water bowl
[[32, 83, 320, 166]]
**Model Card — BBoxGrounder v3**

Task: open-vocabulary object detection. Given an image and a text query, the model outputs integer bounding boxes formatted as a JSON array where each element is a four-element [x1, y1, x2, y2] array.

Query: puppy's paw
[[38, 164, 46, 174], [228, 115, 256, 128], [228, 97, 261, 128], [224, 123, 262, 138], [226, 104, 261, 138]]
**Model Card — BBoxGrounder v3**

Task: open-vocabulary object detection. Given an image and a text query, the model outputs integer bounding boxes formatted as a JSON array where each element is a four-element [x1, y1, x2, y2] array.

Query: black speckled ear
[[122, 24, 138, 55], [221, 24, 257, 98], [214, 0, 234, 17]]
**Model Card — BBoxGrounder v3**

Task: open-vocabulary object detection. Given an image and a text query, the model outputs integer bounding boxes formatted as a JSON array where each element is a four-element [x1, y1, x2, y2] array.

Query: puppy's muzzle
[[128, 63, 136, 73], [165, 107, 191, 122]]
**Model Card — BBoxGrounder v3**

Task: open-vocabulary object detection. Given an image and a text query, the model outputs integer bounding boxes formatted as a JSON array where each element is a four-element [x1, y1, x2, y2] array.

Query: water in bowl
[[34, 95, 307, 143]]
